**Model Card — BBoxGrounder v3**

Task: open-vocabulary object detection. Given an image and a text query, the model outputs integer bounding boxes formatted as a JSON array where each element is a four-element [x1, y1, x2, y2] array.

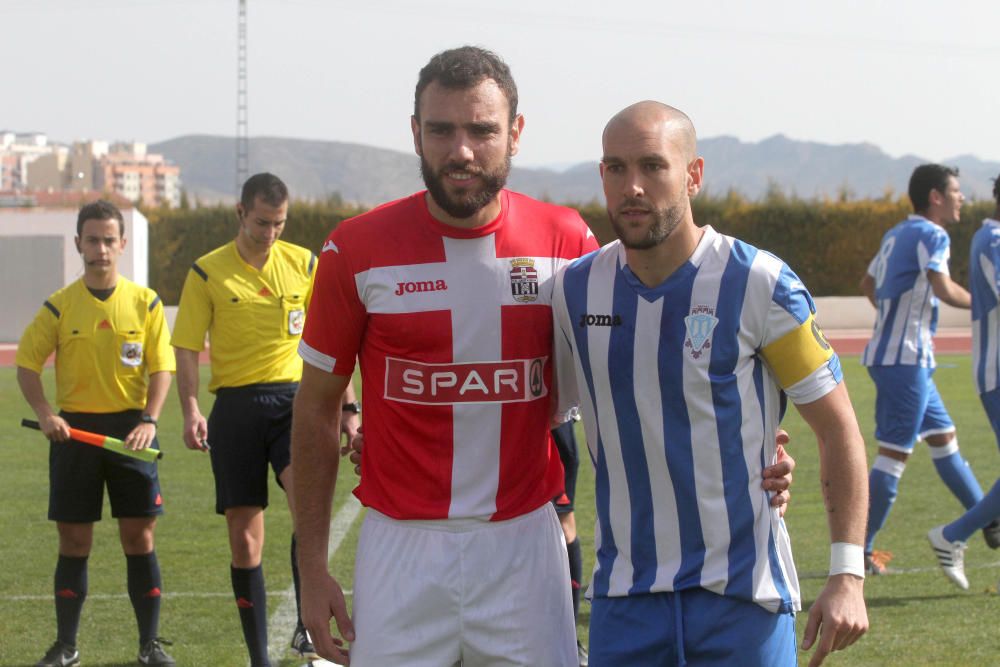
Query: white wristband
[[829, 542, 865, 578]]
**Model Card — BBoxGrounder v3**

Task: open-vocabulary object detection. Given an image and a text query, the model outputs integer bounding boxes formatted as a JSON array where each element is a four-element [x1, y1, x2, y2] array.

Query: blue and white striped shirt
[[971, 218, 1000, 395], [862, 214, 951, 368], [553, 226, 841, 613]]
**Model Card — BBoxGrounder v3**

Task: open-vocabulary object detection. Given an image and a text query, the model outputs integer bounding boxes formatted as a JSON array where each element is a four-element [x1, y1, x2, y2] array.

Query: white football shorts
[[350, 502, 577, 666]]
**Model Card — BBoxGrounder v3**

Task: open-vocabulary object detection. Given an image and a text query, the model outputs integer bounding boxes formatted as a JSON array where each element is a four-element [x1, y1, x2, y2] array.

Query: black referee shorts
[[551, 420, 580, 514], [207, 382, 296, 515], [49, 410, 163, 523]]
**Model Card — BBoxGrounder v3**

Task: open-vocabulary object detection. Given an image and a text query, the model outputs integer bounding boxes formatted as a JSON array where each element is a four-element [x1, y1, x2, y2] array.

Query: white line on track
[[264, 494, 362, 667], [4, 589, 357, 603]]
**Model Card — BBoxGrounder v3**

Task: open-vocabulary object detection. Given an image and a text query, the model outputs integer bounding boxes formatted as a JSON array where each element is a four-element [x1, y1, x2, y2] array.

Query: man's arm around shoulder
[[291, 363, 355, 664]]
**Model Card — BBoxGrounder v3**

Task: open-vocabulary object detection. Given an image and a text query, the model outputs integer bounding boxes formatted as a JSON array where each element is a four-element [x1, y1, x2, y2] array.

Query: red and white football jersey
[[301, 190, 598, 520]]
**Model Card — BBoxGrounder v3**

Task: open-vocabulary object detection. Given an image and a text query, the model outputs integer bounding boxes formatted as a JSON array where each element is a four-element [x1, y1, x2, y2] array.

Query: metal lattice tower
[[236, 0, 249, 194]]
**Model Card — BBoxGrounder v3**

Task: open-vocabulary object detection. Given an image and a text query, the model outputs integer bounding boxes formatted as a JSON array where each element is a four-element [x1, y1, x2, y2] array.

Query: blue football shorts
[[589, 587, 796, 666], [867, 365, 954, 452]]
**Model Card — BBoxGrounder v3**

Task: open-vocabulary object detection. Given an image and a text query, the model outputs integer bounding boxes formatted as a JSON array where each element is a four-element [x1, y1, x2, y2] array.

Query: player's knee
[[872, 454, 907, 479], [876, 445, 910, 463], [121, 534, 155, 555], [57, 523, 94, 556], [926, 431, 957, 449], [226, 519, 264, 566], [118, 518, 156, 554]]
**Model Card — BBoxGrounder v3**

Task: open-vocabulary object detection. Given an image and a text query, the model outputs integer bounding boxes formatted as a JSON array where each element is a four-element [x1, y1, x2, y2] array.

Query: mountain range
[[150, 134, 1000, 206]]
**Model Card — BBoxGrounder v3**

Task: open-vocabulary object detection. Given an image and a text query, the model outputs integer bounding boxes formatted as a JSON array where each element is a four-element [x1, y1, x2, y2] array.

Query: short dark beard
[[608, 198, 686, 250], [421, 153, 511, 220]]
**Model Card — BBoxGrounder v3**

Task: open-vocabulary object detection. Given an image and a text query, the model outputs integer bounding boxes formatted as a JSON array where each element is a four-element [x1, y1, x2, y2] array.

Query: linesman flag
[[21, 419, 163, 463]]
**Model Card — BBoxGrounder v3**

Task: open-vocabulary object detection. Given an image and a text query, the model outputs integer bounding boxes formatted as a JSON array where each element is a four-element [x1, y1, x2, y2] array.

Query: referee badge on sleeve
[[288, 309, 305, 335], [120, 341, 143, 367]]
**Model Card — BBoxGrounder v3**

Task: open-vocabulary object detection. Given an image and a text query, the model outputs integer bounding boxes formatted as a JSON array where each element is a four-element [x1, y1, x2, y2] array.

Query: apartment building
[[1, 132, 182, 208]]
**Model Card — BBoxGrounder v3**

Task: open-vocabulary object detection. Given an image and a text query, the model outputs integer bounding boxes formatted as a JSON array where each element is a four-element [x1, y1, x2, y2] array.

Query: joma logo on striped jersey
[[578, 313, 622, 327], [394, 280, 448, 296], [384, 357, 547, 404]]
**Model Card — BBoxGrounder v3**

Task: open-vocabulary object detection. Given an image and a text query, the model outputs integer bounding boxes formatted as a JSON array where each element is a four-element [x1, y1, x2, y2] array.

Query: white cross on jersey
[[301, 191, 598, 521], [359, 236, 558, 517]]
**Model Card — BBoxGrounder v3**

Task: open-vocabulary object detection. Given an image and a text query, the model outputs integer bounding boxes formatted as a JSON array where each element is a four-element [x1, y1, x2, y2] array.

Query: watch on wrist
[[342, 401, 361, 415], [140, 414, 158, 426]]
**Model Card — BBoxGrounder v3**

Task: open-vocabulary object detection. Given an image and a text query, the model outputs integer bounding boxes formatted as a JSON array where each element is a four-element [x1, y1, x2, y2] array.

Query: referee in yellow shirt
[[172, 173, 359, 667], [17, 200, 176, 667]]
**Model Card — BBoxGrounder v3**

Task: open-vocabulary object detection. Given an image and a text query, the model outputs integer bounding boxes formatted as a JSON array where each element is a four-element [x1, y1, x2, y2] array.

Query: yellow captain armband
[[760, 314, 834, 389]]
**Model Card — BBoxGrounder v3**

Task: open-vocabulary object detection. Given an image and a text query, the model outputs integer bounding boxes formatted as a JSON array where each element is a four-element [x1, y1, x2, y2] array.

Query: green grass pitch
[[0, 357, 997, 666]]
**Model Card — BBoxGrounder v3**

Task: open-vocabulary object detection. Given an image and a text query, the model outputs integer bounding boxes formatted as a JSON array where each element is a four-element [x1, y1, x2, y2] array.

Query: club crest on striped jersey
[[509, 258, 538, 302], [684, 305, 718, 359]]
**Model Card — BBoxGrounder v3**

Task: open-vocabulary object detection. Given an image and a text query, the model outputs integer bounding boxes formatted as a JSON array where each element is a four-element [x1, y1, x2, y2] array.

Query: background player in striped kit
[[927, 172, 1000, 588], [172, 174, 360, 666], [553, 101, 868, 666], [859, 164, 997, 574], [17, 200, 176, 666]]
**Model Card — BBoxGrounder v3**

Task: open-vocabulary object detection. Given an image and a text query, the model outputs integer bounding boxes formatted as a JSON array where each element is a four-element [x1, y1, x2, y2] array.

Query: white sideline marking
[[264, 495, 362, 667], [798, 559, 1000, 579], [4, 589, 356, 602]]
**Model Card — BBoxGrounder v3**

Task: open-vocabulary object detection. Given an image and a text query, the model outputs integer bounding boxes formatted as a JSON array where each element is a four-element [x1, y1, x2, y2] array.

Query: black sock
[[126, 552, 162, 646], [567, 537, 582, 621], [231, 564, 269, 666], [54, 555, 88, 647], [290, 534, 303, 628]]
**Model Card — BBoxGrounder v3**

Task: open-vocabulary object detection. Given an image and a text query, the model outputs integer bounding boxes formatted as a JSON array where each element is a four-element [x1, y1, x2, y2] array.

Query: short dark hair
[[76, 199, 124, 237], [240, 172, 289, 211], [414, 46, 518, 124], [908, 164, 959, 213], [992, 172, 1000, 207]]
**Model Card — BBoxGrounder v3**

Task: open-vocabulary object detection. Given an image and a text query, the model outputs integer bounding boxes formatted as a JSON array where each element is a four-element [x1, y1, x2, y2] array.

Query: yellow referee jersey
[[171, 240, 316, 392], [16, 278, 176, 413]]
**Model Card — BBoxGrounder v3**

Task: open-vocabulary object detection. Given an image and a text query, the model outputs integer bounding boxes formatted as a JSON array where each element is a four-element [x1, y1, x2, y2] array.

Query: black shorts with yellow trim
[[551, 420, 579, 514], [207, 382, 296, 515], [49, 410, 163, 523]]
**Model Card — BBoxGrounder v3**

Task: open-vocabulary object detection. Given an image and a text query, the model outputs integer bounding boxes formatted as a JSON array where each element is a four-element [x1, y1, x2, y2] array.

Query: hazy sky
[[6, 0, 999, 168]]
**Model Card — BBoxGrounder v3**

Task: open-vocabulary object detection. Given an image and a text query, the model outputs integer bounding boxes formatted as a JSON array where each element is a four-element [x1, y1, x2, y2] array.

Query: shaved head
[[600, 100, 704, 253], [602, 101, 697, 161]]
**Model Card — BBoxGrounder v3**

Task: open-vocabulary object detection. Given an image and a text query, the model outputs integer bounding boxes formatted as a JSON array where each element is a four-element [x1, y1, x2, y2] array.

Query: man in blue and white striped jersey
[[926, 173, 1000, 588], [859, 164, 993, 575], [552, 101, 868, 667]]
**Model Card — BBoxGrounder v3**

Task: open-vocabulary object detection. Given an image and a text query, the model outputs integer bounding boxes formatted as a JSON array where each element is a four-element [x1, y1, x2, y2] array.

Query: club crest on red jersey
[[684, 305, 718, 359], [509, 258, 539, 302]]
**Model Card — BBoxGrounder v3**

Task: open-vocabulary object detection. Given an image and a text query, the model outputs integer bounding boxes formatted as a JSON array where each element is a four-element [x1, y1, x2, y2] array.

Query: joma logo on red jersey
[[384, 357, 547, 404], [394, 280, 448, 296]]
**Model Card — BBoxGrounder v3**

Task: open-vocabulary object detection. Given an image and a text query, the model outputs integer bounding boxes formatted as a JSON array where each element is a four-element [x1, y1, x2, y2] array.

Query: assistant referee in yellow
[[17, 200, 176, 667], [172, 173, 359, 667]]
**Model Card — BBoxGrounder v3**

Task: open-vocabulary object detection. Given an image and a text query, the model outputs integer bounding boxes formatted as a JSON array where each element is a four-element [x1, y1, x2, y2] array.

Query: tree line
[[144, 193, 995, 304]]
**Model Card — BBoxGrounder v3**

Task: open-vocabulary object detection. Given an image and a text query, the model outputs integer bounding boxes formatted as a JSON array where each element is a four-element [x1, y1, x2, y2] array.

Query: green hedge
[[145, 196, 994, 303], [576, 195, 993, 296], [145, 200, 364, 305]]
